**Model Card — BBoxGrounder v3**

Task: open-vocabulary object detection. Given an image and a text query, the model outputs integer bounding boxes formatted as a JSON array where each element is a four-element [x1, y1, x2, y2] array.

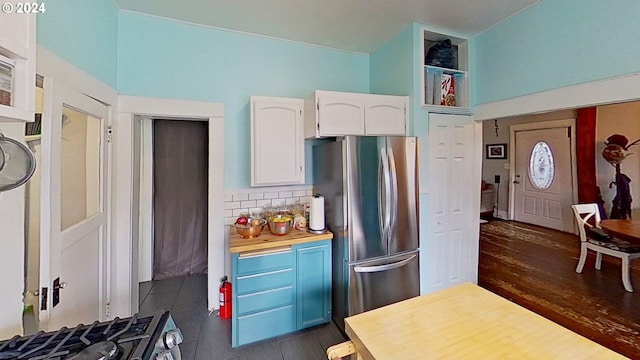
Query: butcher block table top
[[343, 282, 627, 360], [229, 227, 332, 253]]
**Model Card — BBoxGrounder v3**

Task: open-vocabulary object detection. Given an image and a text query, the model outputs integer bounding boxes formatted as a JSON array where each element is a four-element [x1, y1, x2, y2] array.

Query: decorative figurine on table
[[602, 134, 639, 219]]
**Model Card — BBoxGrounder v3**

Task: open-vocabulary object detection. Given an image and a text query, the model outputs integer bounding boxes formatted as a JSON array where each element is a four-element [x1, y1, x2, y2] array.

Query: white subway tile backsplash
[[232, 208, 249, 217], [225, 201, 240, 210], [263, 192, 279, 199], [285, 197, 300, 205], [256, 199, 272, 207], [224, 186, 314, 221], [241, 200, 256, 208], [233, 193, 249, 201]]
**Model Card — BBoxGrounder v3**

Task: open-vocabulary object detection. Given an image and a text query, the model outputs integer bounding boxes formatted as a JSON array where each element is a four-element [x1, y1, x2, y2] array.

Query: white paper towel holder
[[307, 227, 328, 234]]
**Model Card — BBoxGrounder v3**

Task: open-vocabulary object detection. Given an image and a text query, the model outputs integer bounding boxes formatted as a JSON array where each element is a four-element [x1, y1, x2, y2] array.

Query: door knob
[[513, 180, 520, 184], [53, 282, 66, 290]]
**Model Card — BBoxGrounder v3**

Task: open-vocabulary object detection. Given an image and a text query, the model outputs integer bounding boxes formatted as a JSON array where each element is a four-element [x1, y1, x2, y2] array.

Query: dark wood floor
[[479, 219, 640, 359], [139, 275, 346, 360]]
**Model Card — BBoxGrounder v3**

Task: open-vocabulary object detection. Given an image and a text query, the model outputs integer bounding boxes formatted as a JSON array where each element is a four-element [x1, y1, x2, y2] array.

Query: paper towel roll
[[309, 195, 325, 231]]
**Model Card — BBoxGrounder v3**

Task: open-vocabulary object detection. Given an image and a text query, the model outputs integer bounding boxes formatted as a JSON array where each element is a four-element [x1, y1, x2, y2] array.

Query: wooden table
[[601, 219, 640, 244], [342, 283, 628, 359]]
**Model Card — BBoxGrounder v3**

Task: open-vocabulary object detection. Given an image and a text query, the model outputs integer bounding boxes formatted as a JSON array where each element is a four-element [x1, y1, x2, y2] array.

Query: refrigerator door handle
[[354, 254, 417, 273], [378, 146, 391, 246], [377, 147, 385, 243], [387, 146, 398, 241]]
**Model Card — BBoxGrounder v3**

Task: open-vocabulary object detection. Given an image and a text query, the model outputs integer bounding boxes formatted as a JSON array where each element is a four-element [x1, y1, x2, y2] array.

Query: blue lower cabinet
[[237, 305, 295, 345], [231, 239, 332, 347], [296, 241, 331, 329]]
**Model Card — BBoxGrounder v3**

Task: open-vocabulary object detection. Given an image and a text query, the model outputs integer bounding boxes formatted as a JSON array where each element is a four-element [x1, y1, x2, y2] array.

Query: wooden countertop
[[229, 227, 333, 253], [344, 282, 628, 360]]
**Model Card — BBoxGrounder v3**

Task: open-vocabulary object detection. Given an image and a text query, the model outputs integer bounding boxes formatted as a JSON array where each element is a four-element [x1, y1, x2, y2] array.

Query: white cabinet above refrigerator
[[304, 90, 408, 138]]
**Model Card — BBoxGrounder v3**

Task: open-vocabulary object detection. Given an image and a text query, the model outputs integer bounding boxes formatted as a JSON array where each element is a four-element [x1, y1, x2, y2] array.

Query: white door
[[40, 79, 110, 330], [513, 127, 574, 232], [425, 113, 480, 293]]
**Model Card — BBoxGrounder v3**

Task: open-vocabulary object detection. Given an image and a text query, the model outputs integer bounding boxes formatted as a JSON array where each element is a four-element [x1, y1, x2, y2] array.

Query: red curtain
[[576, 107, 598, 203]]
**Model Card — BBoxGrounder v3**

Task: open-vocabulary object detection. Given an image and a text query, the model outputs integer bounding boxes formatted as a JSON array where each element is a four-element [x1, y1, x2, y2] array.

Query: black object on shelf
[[425, 39, 455, 69]]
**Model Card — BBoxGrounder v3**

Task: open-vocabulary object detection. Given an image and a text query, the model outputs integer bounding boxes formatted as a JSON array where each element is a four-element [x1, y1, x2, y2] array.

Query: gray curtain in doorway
[[153, 119, 208, 280]]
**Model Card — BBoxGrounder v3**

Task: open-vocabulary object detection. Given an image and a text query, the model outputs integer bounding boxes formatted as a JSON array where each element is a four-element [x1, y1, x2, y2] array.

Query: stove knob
[[155, 350, 174, 360], [163, 329, 184, 350]]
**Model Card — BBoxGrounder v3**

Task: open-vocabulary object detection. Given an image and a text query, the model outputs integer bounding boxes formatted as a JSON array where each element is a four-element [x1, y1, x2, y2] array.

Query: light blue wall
[[472, 0, 640, 106], [117, 12, 369, 189], [370, 25, 413, 98], [37, 0, 119, 88]]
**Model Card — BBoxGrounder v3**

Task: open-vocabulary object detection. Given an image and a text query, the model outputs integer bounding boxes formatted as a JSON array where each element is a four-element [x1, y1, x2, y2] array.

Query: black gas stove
[[0, 311, 182, 360]]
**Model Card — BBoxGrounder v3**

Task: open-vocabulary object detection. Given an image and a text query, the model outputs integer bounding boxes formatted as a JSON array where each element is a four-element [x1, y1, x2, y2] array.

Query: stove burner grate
[[0, 311, 169, 360]]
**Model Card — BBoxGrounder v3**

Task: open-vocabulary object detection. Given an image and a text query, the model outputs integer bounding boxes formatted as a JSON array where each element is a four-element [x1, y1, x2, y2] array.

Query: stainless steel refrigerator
[[313, 136, 420, 331]]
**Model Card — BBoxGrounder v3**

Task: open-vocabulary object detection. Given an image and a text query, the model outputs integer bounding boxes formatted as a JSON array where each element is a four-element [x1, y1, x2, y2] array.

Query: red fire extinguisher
[[219, 276, 232, 319]]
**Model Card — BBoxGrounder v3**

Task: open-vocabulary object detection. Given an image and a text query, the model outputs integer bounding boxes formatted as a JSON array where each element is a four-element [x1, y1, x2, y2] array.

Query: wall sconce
[[494, 119, 499, 137]]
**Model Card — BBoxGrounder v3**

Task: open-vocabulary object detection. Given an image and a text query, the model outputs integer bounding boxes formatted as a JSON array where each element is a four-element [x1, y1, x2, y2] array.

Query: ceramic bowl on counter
[[233, 218, 267, 238], [267, 215, 294, 236]]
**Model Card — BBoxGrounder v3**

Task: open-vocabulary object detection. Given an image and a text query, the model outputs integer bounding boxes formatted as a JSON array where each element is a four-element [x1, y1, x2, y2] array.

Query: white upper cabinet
[[305, 90, 407, 138], [250, 96, 305, 187], [316, 95, 365, 136], [0, 2, 36, 122], [364, 97, 406, 135]]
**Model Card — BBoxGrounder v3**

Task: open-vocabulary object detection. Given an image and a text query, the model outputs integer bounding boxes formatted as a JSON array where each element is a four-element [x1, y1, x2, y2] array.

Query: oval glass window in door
[[528, 141, 555, 189]]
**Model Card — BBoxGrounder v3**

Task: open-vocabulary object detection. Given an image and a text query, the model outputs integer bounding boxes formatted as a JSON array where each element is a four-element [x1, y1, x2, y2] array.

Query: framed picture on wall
[[486, 143, 507, 159]]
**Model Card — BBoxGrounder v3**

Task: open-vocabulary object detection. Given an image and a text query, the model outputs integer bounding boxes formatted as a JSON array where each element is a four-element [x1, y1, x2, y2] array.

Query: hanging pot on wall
[[0, 133, 36, 192]]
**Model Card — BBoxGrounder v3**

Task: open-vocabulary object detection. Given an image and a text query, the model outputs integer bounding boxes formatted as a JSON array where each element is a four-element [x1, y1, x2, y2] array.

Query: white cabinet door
[[317, 95, 365, 136], [423, 113, 481, 294], [364, 97, 406, 135], [0, 1, 36, 122], [251, 96, 304, 186]]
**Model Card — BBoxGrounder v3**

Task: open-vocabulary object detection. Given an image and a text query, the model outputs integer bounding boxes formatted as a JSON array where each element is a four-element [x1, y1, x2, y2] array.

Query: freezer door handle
[[378, 146, 391, 246], [353, 254, 417, 273], [387, 145, 398, 243]]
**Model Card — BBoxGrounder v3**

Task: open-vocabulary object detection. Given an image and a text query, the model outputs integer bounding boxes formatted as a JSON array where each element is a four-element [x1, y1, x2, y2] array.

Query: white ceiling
[[114, 0, 538, 53]]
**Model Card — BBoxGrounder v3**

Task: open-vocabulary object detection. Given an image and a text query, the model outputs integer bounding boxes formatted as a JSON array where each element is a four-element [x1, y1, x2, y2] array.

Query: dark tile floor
[[139, 274, 346, 360]]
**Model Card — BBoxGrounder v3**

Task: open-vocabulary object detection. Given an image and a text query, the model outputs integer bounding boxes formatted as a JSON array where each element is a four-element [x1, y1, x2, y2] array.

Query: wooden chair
[[327, 341, 359, 360], [572, 203, 640, 292]]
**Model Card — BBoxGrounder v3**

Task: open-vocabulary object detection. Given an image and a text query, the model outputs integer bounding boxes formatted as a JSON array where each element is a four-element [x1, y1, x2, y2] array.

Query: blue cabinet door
[[295, 240, 331, 329]]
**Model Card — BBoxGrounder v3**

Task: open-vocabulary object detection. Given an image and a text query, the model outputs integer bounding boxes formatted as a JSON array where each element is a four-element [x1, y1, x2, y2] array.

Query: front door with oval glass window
[[513, 127, 574, 232]]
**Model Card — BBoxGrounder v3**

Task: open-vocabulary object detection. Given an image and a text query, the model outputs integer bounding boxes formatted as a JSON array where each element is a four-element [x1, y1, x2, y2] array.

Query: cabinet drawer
[[237, 305, 295, 346], [236, 268, 294, 294], [237, 286, 294, 315], [236, 248, 294, 275]]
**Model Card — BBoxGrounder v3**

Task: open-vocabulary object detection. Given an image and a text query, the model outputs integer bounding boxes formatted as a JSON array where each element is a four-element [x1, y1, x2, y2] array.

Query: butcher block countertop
[[229, 227, 332, 253], [344, 282, 628, 360]]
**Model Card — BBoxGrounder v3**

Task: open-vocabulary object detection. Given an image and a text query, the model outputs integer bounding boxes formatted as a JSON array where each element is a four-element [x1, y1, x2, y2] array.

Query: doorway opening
[[138, 118, 209, 282]]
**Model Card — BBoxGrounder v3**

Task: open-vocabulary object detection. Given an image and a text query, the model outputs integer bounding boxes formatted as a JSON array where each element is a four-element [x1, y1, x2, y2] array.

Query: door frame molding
[[118, 95, 224, 313], [508, 119, 578, 224]]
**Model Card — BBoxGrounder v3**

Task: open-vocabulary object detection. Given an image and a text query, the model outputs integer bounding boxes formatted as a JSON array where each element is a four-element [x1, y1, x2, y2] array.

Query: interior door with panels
[[40, 79, 110, 330], [426, 113, 480, 294]]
